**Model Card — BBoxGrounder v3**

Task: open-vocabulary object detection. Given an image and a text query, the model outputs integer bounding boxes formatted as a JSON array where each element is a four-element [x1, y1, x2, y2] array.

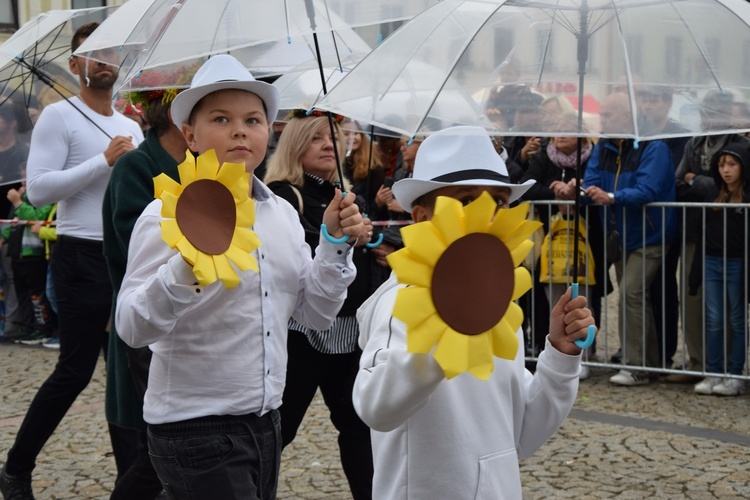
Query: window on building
[[72, 0, 106, 8], [0, 0, 18, 33], [665, 36, 682, 78]]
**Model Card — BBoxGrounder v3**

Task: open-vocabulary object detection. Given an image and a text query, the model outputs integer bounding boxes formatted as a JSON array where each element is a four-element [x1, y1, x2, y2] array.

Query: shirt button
[[195, 288, 201, 293], [264, 291, 268, 297], [266, 331, 270, 336], [337, 250, 342, 255], [267, 369, 270, 375]]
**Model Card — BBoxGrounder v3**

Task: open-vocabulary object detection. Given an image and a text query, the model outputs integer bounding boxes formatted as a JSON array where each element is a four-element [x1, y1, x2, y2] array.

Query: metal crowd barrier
[[523, 199, 750, 382]]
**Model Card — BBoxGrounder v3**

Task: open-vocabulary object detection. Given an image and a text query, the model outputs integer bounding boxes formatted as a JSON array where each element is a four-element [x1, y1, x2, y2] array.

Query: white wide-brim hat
[[392, 125, 535, 212], [171, 54, 280, 127]]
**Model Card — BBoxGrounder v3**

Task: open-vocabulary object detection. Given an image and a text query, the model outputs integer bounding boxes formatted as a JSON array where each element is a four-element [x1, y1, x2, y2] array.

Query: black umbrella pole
[[311, 30, 346, 187], [18, 58, 112, 140]]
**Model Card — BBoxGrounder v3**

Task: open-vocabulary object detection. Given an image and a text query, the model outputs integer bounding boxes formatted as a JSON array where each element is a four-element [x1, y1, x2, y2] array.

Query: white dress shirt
[[116, 180, 355, 424]]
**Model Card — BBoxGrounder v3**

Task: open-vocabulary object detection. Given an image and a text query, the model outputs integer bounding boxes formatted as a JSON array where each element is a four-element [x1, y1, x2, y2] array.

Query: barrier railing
[[524, 200, 750, 382]]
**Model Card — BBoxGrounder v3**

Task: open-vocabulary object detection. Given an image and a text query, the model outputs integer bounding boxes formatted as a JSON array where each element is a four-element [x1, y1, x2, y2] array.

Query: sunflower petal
[[214, 253, 241, 289], [400, 222, 446, 267], [177, 152, 196, 185], [464, 192, 496, 234], [233, 227, 262, 253], [431, 196, 465, 245], [192, 251, 218, 286], [407, 313, 449, 354], [387, 249, 433, 288], [235, 199, 256, 228], [153, 173, 182, 198], [491, 320, 519, 360], [503, 301, 524, 332], [224, 244, 257, 273], [176, 238, 198, 266], [502, 220, 544, 251], [392, 287, 435, 325], [510, 239, 536, 268], [160, 191, 179, 219], [466, 333, 495, 380], [512, 267, 533, 300], [196, 149, 220, 180], [216, 161, 246, 190], [159, 219, 183, 247], [488, 202, 530, 240], [434, 329, 469, 379]]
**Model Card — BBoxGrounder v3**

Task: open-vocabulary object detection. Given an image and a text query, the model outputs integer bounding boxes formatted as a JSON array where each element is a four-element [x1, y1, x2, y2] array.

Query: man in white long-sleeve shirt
[[0, 23, 143, 500], [353, 127, 595, 500], [115, 55, 364, 500]]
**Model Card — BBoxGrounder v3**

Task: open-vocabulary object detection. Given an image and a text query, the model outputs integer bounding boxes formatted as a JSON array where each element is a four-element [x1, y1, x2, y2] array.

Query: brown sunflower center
[[175, 179, 237, 255], [431, 233, 514, 335]]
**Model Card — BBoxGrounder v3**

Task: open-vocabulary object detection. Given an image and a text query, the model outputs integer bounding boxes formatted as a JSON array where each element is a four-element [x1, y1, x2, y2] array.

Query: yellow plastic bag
[[539, 214, 596, 285]]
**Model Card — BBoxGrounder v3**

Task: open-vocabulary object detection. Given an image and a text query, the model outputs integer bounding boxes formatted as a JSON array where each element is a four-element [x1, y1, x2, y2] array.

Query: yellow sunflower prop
[[387, 192, 542, 380], [152, 149, 261, 289]]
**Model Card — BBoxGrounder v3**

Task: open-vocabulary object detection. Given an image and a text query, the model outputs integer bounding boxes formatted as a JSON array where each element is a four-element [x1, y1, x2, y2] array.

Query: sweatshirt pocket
[[475, 448, 521, 500]]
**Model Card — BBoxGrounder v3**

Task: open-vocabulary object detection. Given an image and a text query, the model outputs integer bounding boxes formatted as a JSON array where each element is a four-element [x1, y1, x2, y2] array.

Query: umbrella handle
[[321, 224, 350, 244], [365, 233, 383, 249], [571, 283, 596, 349]]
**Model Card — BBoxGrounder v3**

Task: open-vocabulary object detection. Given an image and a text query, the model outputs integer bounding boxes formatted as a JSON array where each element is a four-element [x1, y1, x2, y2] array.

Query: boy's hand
[[322, 189, 363, 244], [548, 287, 595, 355], [30, 222, 42, 234]]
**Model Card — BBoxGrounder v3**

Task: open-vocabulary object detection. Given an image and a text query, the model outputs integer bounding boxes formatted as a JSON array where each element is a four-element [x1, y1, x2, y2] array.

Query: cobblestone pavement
[[1, 342, 749, 499]]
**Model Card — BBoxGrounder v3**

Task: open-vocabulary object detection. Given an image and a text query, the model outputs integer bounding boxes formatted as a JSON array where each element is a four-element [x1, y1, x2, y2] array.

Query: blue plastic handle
[[365, 233, 384, 248], [321, 224, 350, 245], [571, 283, 596, 349]]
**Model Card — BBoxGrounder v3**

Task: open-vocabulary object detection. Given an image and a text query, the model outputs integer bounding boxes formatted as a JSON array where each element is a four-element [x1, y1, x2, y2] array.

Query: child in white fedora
[[353, 125, 594, 500], [116, 55, 364, 499]]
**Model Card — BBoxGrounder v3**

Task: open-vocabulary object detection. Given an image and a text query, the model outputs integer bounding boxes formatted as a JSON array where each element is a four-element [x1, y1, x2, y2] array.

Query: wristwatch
[[607, 192, 615, 204]]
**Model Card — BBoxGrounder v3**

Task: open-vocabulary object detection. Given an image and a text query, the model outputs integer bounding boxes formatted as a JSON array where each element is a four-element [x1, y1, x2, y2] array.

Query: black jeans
[[148, 411, 281, 500], [6, 236, 112, 475], [279, 332, 373, 500]]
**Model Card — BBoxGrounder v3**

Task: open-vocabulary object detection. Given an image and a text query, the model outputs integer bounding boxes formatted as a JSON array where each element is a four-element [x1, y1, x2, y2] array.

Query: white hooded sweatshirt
[[353, 275, 581, 499]]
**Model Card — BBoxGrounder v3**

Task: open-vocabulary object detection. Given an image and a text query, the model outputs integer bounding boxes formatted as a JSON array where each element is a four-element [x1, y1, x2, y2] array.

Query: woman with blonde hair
[[342, 118, 385, 213], [264, 114, 374, 499]]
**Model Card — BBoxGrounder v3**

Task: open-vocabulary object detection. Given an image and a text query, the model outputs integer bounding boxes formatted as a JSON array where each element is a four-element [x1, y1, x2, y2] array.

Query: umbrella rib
[[412, 2, 507, 136], [319, 1, 344, 71], [668, 2, 723, 91], [609, 0, 640, 139]]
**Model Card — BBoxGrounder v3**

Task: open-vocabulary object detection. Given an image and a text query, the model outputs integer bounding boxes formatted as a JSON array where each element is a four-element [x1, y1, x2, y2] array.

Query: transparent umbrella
[[0, 6, 117, 131], [73, 0, 440, 89], [315, 0, 750, 141]]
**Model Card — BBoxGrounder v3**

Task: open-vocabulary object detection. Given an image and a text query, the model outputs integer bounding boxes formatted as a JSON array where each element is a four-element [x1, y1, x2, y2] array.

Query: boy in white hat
[[353, 126, 594, 499], [115, 55, 364, 499]]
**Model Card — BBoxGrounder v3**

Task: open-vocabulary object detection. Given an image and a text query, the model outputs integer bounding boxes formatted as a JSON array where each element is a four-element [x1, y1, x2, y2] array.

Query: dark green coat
[[102, 129, 181, 430]]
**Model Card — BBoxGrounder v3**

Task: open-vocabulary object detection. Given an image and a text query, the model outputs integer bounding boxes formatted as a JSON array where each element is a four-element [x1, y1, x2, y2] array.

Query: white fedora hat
[[171, 54, 279, 127], [392, 126, 535, 211]]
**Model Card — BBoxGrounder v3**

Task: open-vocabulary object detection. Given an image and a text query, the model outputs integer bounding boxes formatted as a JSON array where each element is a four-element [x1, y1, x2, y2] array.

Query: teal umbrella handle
[[362, 213, 383, 248], [571, 283, 596, 349], [365, 233, 383, 248], [321, 224, 350, 245]]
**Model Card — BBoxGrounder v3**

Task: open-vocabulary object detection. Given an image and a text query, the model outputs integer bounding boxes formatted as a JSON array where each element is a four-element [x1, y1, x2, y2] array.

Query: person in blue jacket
[[583, 92, 677, 386]]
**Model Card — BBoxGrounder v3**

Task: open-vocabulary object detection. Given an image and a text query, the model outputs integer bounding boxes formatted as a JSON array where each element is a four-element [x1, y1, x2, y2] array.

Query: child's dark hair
[[71, 23, 98, 53]]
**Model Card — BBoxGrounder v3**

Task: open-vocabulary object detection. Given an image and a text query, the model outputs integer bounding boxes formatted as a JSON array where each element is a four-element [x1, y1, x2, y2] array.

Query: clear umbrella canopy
[[315, 0, 750, 140], [0, 7, 116, 124], [73, 0, 439, 91]]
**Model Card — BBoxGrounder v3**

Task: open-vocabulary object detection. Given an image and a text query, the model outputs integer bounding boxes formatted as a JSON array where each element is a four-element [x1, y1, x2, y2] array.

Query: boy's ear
[[411, 204, 431, 223], [182, 123, 198, 151]]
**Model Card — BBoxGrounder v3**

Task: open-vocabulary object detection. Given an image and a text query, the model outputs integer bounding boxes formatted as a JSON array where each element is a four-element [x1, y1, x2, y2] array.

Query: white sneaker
[[609, 370, 649, 386], [712, 378, 744, 396], [579, 365, 590, 380], [694, 376, 722, 395]]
